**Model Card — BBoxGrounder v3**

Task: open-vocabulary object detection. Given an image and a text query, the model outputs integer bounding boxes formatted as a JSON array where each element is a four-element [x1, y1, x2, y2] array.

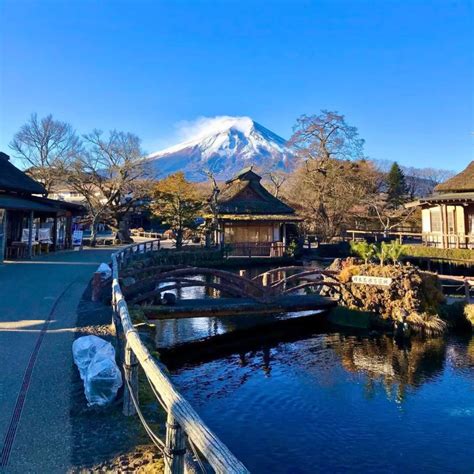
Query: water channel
[[153, 265, 474, 472]]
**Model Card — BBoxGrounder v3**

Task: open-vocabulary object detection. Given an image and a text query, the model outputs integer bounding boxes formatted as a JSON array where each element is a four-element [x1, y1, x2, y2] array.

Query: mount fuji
[[145, 116, 296, 181]]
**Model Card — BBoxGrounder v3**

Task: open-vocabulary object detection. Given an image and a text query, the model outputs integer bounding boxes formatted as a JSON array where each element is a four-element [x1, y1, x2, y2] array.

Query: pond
[[169, 332, 474, 473]]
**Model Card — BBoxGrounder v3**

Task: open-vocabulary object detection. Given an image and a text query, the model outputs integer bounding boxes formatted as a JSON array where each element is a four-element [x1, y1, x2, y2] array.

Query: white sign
[[352, 275, 393, 287], [72, 230, 83, 247]]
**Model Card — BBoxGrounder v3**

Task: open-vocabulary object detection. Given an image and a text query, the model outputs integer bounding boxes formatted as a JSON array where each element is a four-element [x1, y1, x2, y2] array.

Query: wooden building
[[210, 167, 301, 257], [0, 152, 85, 262], [415, 161, 473, 248]]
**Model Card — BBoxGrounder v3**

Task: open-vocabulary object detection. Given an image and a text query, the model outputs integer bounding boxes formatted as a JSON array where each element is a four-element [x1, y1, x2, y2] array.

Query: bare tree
[[66, 130, 150, 245], [288, 110, 374, 241], [264, 170, 289, 199], [368, 198, 419, 235], [288, 158, 380, 241], [10, 114, 82, 192], [201, 169, 221, 247], [289, 110, 365, 163]]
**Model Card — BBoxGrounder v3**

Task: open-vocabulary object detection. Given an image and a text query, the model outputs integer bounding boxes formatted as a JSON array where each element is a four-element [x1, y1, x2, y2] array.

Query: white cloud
[[173, 115, 253, 144]]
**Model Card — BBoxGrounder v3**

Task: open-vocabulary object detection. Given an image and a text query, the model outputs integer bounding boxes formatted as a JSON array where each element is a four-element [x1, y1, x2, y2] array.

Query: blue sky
[[1, 0, 472, 171]]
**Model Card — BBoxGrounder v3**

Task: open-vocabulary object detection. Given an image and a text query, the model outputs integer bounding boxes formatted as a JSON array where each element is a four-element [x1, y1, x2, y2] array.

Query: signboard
[[72, 230, 84, 248], [352, 275, 392, 287]]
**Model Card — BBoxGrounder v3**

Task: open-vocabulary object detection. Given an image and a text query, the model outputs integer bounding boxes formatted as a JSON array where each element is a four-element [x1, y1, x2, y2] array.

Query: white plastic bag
[[85, 356, 123, 407], [72, 335, 115, 380], [97, 263, 112, 279], [72, 335, 122, 406]]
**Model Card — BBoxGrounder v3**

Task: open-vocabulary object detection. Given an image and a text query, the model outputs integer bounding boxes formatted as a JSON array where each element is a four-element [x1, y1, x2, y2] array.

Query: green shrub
[[403, 245, 474, 261], [350, 240, 377, 264], [464, 304, 474, 330], [351, 240, 406, 266]]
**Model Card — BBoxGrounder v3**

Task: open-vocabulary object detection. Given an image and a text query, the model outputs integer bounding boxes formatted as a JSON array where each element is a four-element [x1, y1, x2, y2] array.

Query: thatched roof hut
[[217, 167, 296, 216], [413, 161, 474, 249], [210, 167, 301, 257], [434, 161, 474, 194]]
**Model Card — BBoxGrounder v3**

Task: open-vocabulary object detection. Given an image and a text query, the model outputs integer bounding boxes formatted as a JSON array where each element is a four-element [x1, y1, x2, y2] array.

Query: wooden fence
[[345, 229, 474, 249], [111, 240, 249, 474], [225, 241, 286, 258]]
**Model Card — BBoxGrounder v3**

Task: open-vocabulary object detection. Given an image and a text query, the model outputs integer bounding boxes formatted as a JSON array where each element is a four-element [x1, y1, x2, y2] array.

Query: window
[[447, 209, 455, 234], [224, 224, 275, 243], [430, 209, 441, 233]]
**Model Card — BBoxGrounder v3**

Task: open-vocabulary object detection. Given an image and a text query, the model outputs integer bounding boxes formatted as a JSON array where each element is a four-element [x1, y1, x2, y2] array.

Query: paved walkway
[[0, 248, 118, 473]]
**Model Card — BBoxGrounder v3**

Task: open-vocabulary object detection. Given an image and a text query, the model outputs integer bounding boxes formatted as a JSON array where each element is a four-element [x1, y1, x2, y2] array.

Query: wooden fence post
[[165, 411, 187, 474], [91, 272, 102, 302], [123, 341, 139, 416], [262, 272, 269, 287]]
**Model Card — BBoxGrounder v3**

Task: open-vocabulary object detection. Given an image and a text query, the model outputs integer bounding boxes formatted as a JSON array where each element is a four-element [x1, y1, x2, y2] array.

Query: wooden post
[[52, 216, 58, 251], [165, 411, 187, 474], [123, 342, 139, 416], [464, 279, 470, 302], [27, 210, 34, 259], [91, 272, 102, 302], [262, 272, 269, 287]]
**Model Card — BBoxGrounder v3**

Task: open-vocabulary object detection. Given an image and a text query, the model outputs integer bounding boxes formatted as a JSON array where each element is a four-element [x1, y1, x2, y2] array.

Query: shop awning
[[0, 194, 59, 213]]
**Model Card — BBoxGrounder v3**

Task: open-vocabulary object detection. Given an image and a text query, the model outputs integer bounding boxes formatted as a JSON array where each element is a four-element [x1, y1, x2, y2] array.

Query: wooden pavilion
[[413, 161, 474, 248], [210, 167, 301, 257], [0, 152, 85, 262]]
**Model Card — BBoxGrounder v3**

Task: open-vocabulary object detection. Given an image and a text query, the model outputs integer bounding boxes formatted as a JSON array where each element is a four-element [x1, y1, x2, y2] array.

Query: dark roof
[[0, 193, 86, 215], [418, 192, 474, 205], [0, 194, 59, 213], [30, 195, 86, 215], [434, 161, 474, 193], [218, 167, 295, 215], [0, 152, 46, 195]]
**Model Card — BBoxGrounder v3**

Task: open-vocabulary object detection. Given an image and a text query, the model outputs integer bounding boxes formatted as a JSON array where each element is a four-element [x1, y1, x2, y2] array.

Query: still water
[[170, 332, 474, 473]]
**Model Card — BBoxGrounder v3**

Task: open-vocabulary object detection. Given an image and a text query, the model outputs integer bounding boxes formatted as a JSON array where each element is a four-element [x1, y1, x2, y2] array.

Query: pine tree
[[386, 162, 408, 207]]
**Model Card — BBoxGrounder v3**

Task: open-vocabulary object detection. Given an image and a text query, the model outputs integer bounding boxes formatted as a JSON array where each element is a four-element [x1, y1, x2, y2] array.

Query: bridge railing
[[111, 240, 249, 474]]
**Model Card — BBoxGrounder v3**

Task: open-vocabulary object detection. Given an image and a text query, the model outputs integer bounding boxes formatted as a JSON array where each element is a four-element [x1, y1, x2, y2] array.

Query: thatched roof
[[434, 161, 474, 193], [218, 167, 295, 215], [0, 152, 46, 195]]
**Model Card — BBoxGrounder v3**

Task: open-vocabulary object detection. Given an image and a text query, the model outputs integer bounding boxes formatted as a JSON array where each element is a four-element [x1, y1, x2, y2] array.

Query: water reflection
[[324, 334, 447, 403], [171, 333, 474, 473]]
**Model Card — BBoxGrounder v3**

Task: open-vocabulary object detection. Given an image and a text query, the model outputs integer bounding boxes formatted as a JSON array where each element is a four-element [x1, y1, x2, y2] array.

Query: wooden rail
[[437, 274, 474, 301], [111, 240, 249, 474], [345, 229, 474, 249], [131, 230, 163, 239]]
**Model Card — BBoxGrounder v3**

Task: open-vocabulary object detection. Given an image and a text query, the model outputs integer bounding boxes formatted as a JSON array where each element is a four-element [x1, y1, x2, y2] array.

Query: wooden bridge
[[122, 264, 340, 319]]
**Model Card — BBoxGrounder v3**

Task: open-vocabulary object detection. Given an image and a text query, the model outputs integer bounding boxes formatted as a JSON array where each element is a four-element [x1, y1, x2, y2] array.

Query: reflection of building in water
[[326, 334, 446, 402], [446, 336, 474, 371]]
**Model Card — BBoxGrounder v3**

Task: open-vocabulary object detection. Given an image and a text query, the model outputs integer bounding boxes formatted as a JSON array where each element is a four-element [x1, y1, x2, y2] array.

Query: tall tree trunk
[[175, 228, 183, 249], [90, 215, 99, 247], [115, 215, 133, 244]]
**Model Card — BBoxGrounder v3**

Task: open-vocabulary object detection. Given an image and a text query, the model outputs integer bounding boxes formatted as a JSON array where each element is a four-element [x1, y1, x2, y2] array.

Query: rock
[[121, 277, 136, 287], [161, 292, 177, 305]]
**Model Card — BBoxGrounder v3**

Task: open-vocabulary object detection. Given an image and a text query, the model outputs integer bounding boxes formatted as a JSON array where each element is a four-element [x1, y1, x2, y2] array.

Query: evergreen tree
[[386, 162, 408, 207]]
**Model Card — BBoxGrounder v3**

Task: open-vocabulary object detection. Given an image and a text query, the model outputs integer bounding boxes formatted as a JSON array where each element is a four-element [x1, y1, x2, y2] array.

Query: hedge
[[402, 245, 473, 262]]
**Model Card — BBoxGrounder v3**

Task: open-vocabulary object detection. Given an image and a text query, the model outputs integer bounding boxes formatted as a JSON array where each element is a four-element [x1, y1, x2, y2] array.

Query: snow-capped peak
[[146, 116, 295, 181]]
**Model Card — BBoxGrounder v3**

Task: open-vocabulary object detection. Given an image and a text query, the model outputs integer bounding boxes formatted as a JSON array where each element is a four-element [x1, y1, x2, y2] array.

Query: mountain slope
[[146, 116, 295, 181]]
